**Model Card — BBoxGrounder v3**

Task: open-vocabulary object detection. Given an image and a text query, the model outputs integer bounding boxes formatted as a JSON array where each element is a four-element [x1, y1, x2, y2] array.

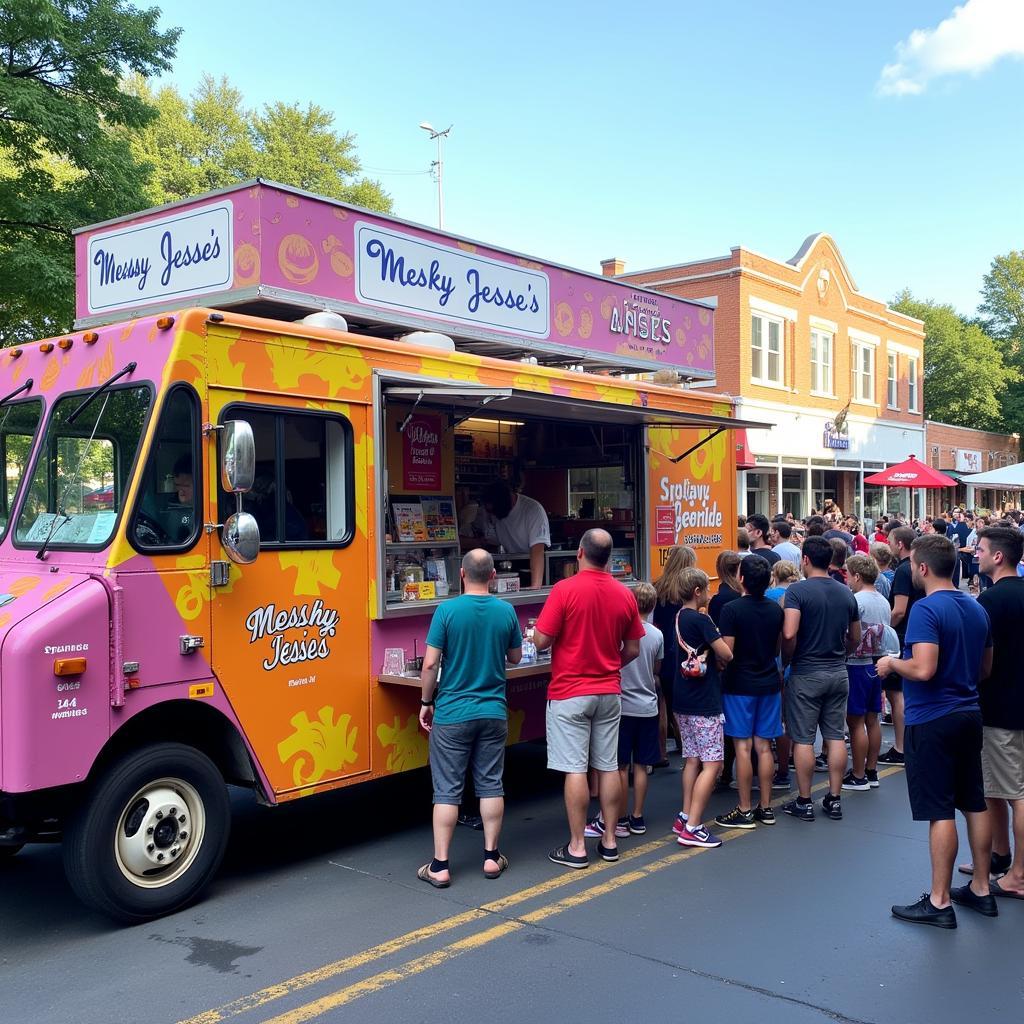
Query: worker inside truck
[[477, 478, 551, 589]]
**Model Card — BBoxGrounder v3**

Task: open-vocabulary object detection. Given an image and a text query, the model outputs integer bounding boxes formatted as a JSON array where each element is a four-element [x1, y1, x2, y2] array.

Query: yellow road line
[[181, 767, 901, 1024]]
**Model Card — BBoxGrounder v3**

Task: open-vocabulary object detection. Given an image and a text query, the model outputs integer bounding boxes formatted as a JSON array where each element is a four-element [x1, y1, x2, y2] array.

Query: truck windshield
[[0, 399, 44, 540], [15, 385, 150, 551]]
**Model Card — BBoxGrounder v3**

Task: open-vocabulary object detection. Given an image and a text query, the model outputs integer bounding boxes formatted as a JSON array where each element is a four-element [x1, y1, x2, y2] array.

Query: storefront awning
[[735, 429, 757, 469], [383, 384, 774, 432]]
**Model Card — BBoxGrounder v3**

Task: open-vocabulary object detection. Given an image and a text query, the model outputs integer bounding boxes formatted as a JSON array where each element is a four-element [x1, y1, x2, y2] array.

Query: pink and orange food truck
[[0, 182, 764, 920]]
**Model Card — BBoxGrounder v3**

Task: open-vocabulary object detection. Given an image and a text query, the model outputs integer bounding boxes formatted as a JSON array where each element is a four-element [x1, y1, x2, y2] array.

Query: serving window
[[380, 392, 643, 612]]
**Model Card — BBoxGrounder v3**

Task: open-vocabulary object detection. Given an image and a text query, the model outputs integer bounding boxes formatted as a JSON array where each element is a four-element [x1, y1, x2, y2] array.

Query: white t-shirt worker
[[481, 481, 550, 588]]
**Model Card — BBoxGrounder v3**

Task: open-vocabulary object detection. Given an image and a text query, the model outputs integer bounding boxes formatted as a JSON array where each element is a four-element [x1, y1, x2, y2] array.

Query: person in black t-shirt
[[881, 525, 920, 765], [708, 550, 742, 624], [714, 556, 784, 829], [967, 527, 1024, 897], [672, 568, 733, 850], [745, 513, 782, 566]]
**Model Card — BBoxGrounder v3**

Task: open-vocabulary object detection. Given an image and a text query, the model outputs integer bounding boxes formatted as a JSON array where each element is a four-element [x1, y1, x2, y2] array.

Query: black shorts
[[617, 714, 660, 768], [905, 711, 985, 821]]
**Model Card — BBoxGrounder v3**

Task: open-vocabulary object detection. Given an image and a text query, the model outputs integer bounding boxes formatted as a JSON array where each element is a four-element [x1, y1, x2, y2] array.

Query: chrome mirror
[[221, 511, 260, 564], [220, 420, 255, 493]]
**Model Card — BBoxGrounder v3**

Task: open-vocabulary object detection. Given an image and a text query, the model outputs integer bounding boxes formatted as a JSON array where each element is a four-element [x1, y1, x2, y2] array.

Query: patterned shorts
[[674, 713, 725, 763]]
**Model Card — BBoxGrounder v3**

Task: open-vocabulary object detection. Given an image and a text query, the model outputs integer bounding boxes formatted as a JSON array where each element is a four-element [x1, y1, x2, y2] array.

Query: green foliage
[[891, 289, 1020, 431], [980, 251, 1024, 342], [0, 0, 181, 344], [127, 75, 391, 212]]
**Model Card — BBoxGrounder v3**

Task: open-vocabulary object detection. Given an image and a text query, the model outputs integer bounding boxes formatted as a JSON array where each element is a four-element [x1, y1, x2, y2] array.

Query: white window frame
[[810, 328, 834, 397], [886, 352, 899, 409], [851, 340, 876, 405], [908, 356, 920, 412], [750, 312, 785, 386]]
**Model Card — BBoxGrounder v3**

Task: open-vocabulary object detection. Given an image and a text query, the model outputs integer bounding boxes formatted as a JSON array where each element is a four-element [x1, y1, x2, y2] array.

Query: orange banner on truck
[[647, 420, 736, 580]]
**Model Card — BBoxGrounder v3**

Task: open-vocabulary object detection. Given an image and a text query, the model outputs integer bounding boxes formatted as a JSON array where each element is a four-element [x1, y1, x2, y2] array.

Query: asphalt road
[[2, 734, 1022, 1024]]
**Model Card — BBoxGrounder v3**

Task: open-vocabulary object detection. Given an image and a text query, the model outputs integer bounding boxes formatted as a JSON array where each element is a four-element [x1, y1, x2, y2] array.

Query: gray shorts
[[429, 718, 508, 805], [546, 694, 621, 773], [785, 669, 849, 745], [982, 727, 1024, 800]]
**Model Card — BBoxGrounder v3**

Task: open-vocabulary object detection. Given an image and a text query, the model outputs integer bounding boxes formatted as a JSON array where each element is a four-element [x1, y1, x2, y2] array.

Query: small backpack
[[675, 610, 708, 679]]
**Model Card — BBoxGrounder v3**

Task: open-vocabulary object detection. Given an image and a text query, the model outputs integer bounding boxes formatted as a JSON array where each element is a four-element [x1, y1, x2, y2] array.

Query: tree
[[127, 75, 391, 212], [980, 251, 1024, 343], [0, 0, 180, 345], [891, 289, 1020, 431]]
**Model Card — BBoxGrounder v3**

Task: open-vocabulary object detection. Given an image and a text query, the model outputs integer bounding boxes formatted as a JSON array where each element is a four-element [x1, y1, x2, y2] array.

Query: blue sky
[[154, 1, 1024, 316]]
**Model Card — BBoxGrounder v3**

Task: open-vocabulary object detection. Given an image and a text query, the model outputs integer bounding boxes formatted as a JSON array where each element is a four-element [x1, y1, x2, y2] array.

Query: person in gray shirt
[[781, 536, 861, 822], [771, 520, 802, 563]]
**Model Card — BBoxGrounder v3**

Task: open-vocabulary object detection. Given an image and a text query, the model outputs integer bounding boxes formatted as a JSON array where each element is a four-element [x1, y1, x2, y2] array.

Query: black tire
[[62, 743, 230, 923], [0, 844, 24, 861]]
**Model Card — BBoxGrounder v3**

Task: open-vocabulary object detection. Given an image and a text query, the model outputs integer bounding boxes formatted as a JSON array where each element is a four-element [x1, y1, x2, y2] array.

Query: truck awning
[[383, 384, 774, 432]]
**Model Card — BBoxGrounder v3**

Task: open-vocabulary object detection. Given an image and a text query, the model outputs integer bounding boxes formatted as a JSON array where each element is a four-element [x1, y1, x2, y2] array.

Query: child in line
[[672, 568, 733, 849], [584, 583, 664, 840]]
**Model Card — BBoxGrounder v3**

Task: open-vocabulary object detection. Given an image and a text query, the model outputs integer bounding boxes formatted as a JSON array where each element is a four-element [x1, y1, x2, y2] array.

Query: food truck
[[0, 181, 766, 920]]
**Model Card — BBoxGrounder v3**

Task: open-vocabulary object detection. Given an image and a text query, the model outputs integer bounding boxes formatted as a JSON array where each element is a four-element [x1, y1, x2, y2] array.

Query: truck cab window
[[130, 386, 201, 551], [15, 385, 150, 550], [0, 399, 43, 540], [220, 408, 352, 548]]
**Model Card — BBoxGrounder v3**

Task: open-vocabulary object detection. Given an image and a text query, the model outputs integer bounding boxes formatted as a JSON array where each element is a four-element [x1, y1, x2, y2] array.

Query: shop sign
[[401, 412, 444, 491], [955, 449, 982, 473], [84, 201, 233, 314], [356, 221, 550, 340], [823, 422, 849, 450]]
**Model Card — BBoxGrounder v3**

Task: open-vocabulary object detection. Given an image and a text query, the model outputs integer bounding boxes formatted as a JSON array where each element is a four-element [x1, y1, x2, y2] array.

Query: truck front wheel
[[63, 743, 231, 923]]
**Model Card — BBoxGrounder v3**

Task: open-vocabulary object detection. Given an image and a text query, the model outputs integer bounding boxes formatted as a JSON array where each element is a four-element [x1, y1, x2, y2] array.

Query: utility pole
[[419, 122, 452, 229]]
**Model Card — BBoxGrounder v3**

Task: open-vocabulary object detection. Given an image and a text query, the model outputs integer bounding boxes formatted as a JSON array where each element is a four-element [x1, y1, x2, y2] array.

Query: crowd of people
[[414, 506, 1024, 931]]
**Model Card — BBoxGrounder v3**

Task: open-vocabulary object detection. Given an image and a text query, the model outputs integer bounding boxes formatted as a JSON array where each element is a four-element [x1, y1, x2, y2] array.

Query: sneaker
[[753, 805, 776, 826], [878, 747, 905, 765], [891, 894, 957, 929], [548, 844, 589, 870], [714, 806, 756, 830], [771, 772, 792, 790], [950, 884, 998, 918], [881, 712, 893, 725], [583, 817, 604, 838], [457, 813, 483, 830], [671, 812, 688, 837], [782, 798, 815, 822], [596, 842, 619, 862], [627, 815, 647, 835], [676, 824, 722, 849], [842, 771, 870, 792], [614, 817, 630, 838], [865, 769, 880, 789], [822, 794, 843, 820], [813, 755, 829, 773], [728, 778, 739, 789]]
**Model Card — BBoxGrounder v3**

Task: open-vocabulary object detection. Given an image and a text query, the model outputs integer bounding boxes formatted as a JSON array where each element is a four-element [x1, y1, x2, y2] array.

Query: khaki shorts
[[982, 727, 1024, 800], [546, 694, 621, 773]]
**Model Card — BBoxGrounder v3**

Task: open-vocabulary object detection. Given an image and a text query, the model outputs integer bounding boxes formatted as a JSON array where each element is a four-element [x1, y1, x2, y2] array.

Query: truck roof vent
[[299, 310, 349, 331], [397, 331, 455, 351]]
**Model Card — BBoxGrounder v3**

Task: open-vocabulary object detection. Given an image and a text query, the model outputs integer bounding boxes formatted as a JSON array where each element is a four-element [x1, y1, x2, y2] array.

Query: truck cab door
[[207, 393, 371, 798]]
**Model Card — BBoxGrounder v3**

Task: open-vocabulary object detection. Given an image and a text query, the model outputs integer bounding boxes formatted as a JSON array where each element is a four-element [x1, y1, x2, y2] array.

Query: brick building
[[924, 420, 1021, 516], [607, 234, 926, 523]]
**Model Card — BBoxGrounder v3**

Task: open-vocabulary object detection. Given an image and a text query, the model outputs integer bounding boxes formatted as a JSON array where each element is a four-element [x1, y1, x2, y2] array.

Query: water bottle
[[521, 618, 537, 665]]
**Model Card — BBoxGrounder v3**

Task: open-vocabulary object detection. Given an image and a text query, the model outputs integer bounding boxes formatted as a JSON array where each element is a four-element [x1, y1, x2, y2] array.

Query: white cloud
[[877, 0, 1024, 97]]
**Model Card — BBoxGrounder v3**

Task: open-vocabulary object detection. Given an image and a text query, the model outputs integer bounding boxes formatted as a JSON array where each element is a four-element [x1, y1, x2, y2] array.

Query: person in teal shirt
[[417, 549, 522, 888]]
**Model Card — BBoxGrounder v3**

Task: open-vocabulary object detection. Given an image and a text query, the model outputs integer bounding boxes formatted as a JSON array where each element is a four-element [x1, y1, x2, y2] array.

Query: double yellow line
[[180, 768, 901, 1024]]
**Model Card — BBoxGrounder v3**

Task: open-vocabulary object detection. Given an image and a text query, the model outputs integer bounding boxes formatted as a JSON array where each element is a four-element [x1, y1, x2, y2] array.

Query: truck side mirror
[[222, 511, 260, 564], [220, 420, 255, 493]]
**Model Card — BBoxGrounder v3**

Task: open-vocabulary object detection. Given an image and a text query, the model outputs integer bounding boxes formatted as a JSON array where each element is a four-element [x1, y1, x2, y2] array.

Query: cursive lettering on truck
[[245, 600, 339, 672]]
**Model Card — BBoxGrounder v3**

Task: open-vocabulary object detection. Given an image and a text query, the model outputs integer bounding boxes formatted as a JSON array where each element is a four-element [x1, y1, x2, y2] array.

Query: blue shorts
[[722, 692, 782, 740], [846, 663, 882, 717], [617, 714, 660, 767]]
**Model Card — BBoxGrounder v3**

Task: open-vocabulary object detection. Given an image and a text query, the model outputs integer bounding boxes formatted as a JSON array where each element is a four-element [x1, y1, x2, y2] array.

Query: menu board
[[391, 496, 457, 543]]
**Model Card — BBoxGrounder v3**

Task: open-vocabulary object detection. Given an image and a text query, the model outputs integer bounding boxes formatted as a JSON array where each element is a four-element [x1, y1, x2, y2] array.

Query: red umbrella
[[864, 455, 957, 488]]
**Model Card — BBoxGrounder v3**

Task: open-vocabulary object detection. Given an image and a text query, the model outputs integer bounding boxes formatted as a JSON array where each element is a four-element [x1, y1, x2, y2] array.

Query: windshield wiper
[[0, 379, 33, 410], [68, 362, 136, 426]]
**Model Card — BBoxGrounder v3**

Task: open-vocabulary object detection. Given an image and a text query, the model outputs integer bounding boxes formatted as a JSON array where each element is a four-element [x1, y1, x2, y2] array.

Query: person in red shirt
[[535, 529, 644, 869]]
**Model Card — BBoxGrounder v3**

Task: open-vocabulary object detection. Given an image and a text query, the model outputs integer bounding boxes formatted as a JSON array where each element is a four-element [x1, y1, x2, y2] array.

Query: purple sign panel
[[75, 182, 715, 376]]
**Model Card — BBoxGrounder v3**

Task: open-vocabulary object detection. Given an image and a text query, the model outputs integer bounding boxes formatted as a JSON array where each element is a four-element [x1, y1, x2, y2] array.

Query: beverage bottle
[[521, 618, 537, 665]]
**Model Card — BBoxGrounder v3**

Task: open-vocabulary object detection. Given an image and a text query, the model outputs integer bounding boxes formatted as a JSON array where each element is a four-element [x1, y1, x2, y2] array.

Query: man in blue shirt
[[417, 549, 523, 887], [877, 534, 995, 929]]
